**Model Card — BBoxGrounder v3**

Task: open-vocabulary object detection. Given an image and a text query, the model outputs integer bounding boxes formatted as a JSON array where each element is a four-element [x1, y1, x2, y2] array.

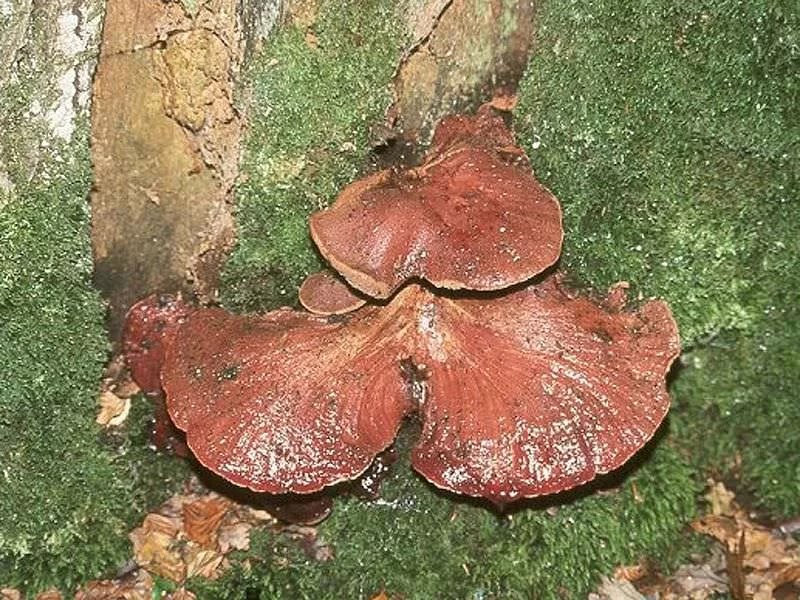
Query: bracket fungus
[[309, 105, 563, 298], [128, 106, 680, 508], [123, 294, 192, 397], [163, 278, 678, 503]]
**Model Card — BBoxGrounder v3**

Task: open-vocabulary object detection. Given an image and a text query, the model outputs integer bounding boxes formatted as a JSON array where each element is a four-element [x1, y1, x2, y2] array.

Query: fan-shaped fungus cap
[[161, 299, 416, 494], [309, 106, 563, 299], [408, 275, 680, 503], [122, 294, 192, 395], [298, 270, 366, 315], [161, 274, 678, 503]]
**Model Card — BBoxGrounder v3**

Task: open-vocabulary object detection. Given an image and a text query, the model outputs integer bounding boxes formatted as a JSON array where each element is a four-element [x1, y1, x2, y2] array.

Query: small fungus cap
[[309, 106, 563, 299], [298, 270, 366, 315], [122, 294, 192, 395]]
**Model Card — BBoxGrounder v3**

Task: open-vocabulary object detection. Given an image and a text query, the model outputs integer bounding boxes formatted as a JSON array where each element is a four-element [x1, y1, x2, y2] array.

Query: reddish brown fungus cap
[[122, 294, 192, 395], [161, 274, 678, 503], [309, 106, 563, 299], [408, 275, 680, 504], [429, 103, 522, 158], [298, 270, 366, 315], [162, 301, 416, 494]]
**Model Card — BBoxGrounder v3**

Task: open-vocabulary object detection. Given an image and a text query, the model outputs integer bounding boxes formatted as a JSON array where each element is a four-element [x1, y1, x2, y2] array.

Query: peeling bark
[[393, 0, 535, 143], [91, 0, 246, 340]]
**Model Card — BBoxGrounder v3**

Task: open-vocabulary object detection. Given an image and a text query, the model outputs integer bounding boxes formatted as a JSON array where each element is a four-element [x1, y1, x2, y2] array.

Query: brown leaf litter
[[26, 484, 279, 599], [128, 489, 274, 584], [590, 480, 800, 600], [96, 355, 139, 428]]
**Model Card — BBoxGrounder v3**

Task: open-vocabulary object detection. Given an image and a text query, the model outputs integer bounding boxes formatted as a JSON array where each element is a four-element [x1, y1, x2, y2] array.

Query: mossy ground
[[0, 19, 188, 592], [514, 0, 799, 518]]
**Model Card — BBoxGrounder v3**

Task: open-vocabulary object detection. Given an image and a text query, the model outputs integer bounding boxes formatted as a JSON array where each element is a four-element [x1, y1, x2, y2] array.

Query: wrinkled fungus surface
[[410, 276, 679, 502], [309, 107, 563, 298], [162, 275, 678, 503], [163, 300, 415, 494]]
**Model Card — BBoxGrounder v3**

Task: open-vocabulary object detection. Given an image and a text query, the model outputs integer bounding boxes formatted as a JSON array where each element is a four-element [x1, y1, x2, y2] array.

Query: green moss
[[191, 431, 696, 599], [0, 147, 189, 592], [1, 10, 189, 586], [0, 133, 102, 588], [515, 0, 799, 516], [672, 298, 800, 517], [220, 0, 404, 313], [515, 0, 797, 345]]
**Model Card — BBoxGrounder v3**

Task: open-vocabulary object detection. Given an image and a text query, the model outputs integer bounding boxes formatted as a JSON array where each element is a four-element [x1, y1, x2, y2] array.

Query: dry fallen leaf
[[667, 564, 728, 597], [691, 514, 739, 543], [689, 481, 800, 600], [1, 590, 22, 600], [597, 481, 800, 600], [160, 493, 196, 520], [96, 390, 132, 426], [183, 496, 230, 547], [613, 563, 647, 582], [130, 513, 185, 582], [217, 502, 275, 554], [75, 568, 153, 600], [217, 520, 251, 553], [115, 377, 141, 397], [185, 547, 225, 579], [34, 592, 62, 600], [124, 486, 278, 585], [77, 477, 285, 592]]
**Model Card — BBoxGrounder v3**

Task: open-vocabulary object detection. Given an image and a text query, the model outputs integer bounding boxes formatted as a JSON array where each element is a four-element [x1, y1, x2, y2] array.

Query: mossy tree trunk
[[90, 0, 248, 340], [10, 0, 789, 597]]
